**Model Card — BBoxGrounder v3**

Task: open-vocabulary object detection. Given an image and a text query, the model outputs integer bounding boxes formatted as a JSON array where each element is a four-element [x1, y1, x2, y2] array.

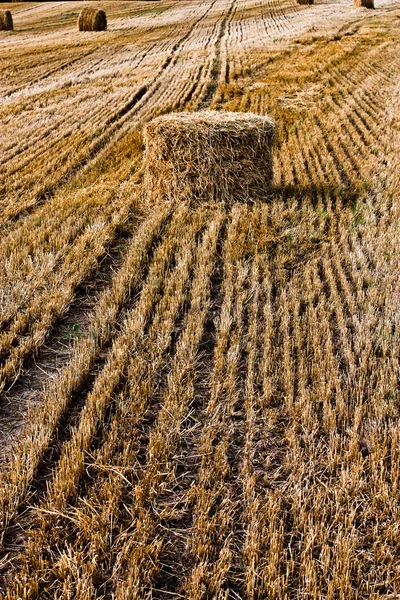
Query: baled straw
[[143, 111, 277, 207], [78, 7, 107, 32], [354, 0, 374, 7], [0, 10, 13, 31]]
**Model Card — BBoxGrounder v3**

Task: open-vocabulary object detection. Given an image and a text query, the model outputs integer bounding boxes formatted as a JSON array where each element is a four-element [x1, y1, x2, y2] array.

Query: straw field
[[1, 0, 400, 597]]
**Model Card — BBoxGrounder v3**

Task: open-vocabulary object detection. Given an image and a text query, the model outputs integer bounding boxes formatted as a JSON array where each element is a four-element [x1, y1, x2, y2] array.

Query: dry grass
[[0, 0, 400, 598], [78, 7, 107, 32], [144, 111, 276, 207], [0, 9, 12, 30]]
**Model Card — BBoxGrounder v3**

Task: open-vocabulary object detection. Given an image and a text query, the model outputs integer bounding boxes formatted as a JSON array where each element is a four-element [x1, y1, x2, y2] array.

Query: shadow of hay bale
[[78, 7, 107, 32], [143, 111, 277, 208], [0, 10, 13, 31], [273, 182, 360, 210]]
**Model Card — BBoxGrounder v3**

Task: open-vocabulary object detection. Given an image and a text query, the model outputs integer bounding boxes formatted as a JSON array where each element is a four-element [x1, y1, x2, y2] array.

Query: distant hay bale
[[354, 0, 374, 7], [143, 111, 277, 207], [78, 7, 107, 32], [0, 10, 13, 31]]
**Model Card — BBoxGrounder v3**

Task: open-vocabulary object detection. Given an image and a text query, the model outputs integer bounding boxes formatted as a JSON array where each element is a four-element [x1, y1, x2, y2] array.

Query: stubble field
[[1, 0, 400, 597]]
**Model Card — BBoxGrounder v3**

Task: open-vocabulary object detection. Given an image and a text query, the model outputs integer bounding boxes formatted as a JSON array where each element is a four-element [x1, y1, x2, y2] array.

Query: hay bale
[[354, 0, 374, 7], [78, 7, 107, 32], [297, 0, 314, 5], [0, 10, 13, 31], [143, 111, 277, 207]]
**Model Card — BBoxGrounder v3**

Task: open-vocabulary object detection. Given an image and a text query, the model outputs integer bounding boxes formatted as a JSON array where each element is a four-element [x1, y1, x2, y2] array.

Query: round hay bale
[[354, 0, 374, 7], [78, 7, 107, 32], [143, 111, 277, 207], [0, 10, 13, 31]]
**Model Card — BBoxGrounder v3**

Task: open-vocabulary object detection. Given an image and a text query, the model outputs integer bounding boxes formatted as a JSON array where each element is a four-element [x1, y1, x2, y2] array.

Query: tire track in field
[[198, 0, 237, 108], [177, 0, 239, 111]]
